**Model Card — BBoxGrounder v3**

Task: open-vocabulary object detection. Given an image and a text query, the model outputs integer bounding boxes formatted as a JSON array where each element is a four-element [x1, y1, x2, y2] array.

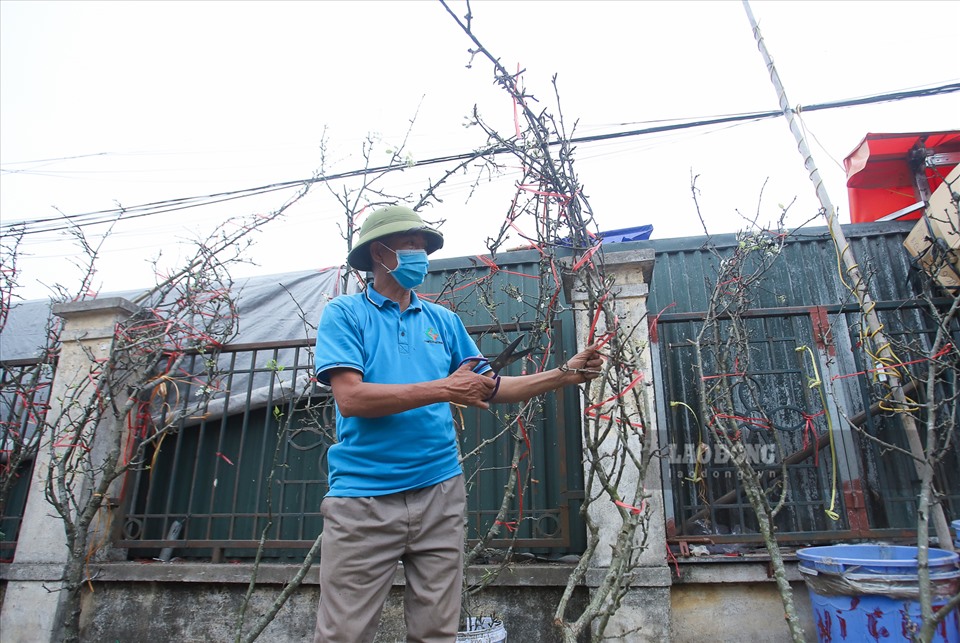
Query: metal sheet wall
[[639, 221, 960, 545], [422, 249, 586, 554]]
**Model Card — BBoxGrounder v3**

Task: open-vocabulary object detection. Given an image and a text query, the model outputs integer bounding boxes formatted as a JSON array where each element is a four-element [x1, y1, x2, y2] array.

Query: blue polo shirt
[[314, 286, 485, 497]]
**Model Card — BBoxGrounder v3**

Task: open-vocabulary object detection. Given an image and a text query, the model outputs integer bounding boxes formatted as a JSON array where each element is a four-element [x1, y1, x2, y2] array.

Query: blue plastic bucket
[[797, 544, 959, 642], [953, 520, 960, 549]]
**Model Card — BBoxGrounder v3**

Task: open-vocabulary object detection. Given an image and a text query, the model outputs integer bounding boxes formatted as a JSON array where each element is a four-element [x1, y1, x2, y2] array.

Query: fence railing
[[656, 301, 960, 549], [0, 358, 49, 560], [118, 326, 581, 562]]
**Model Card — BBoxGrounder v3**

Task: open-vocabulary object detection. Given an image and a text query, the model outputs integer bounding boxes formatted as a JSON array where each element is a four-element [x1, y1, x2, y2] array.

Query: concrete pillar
[[0, 297, 141, 643], [569, 248, 670, 641]]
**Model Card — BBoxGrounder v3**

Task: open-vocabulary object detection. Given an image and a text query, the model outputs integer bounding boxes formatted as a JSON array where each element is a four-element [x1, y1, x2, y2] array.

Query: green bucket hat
[[347, 205, 444, 272]]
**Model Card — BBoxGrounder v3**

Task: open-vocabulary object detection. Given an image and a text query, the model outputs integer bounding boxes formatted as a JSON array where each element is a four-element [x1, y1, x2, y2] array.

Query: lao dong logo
[[666, 442, 776, 466]]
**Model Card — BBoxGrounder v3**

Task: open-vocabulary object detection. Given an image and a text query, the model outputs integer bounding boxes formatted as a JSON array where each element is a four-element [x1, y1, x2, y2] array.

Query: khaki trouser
[[313, 475, 466, 643]]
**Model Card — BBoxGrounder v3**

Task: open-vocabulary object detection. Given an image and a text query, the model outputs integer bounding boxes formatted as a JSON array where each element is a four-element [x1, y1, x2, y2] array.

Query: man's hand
[[445, 360, 497, 409], [560, 343, 605, 384]]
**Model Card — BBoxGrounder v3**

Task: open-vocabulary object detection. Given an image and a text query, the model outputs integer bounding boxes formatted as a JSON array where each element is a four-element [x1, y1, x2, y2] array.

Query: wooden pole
[[741, 0, 953, 550]]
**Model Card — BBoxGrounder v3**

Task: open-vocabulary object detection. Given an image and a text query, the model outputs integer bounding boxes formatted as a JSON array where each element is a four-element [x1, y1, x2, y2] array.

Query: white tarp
[[0, 266, 361, 361]]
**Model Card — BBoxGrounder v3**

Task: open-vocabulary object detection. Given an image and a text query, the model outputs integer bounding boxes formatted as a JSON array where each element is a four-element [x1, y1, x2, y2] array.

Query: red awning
[[844, 131, 960, 223]]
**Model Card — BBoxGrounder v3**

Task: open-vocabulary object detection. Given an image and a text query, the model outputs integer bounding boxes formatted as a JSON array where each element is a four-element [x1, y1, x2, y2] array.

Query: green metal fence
[[0, 358, 48, 560], [119, 250, 587, 561], [647, 223, 960, 547]]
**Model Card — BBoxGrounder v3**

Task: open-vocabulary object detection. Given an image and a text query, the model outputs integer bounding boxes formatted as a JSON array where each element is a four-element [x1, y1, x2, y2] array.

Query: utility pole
[[741, 0, 953, 551]]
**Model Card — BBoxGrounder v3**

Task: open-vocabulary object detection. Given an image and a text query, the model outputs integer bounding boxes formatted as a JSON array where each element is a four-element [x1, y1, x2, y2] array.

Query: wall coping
[[0, 559, 799, 587], [52, 297, 141, 318]]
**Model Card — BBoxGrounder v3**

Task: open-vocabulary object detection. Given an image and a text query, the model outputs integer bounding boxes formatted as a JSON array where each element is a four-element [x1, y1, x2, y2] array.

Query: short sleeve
[[314, 298, 365, 385], [444, 310, 489, 375]]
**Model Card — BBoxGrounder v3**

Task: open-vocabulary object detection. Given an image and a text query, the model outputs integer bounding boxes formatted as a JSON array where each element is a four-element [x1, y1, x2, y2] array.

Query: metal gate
[[118, 322, 584, 561], [655, 301, 960, 547]]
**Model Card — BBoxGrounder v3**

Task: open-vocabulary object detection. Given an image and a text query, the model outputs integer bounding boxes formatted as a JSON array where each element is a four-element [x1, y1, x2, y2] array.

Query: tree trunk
[[740, 472, 806, 643]]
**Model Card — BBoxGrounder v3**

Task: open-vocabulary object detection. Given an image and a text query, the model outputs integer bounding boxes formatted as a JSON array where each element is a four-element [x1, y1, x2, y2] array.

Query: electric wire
[[2, 81, 957, 237]]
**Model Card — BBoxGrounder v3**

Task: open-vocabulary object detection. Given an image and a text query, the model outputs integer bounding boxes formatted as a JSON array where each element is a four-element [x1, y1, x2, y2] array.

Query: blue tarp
[[558, 224, 653, 248], [597, 225, 654, 244]]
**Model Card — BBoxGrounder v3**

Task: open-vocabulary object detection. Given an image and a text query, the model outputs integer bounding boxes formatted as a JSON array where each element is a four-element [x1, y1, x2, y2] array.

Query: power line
[[3, 81, 957, 237]]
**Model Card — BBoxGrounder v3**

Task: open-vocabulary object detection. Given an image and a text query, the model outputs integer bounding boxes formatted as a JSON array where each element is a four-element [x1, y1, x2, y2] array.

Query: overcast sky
[[1, 0, 958, 301]]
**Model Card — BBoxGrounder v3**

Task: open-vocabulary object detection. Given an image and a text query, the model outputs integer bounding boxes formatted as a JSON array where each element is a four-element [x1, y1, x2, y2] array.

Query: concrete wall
[[671, 562, 817, 643], [672, 582, 815, 643], [75, 582, 590, 643], [1, 561, 817, 642]]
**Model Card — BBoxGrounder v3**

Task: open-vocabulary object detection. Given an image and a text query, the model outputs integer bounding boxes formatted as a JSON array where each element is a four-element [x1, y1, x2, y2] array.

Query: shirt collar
[[365, 285, 422, 311]]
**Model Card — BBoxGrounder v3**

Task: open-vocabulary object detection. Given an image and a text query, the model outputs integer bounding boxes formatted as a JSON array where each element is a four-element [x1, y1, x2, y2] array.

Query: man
[[313, 205, 603, 642]]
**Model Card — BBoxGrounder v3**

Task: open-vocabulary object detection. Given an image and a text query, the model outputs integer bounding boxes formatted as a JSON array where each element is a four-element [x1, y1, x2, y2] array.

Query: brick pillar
[[0, 297, 140, 642], [569, 248, 671, 641]]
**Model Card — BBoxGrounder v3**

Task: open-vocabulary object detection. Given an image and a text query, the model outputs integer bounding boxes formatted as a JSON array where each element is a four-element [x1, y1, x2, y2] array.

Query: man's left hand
[[560, 343, 604, 383]]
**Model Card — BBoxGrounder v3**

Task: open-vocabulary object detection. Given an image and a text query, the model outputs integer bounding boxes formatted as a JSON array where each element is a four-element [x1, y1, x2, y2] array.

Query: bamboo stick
[[741, 0, 952, 550]]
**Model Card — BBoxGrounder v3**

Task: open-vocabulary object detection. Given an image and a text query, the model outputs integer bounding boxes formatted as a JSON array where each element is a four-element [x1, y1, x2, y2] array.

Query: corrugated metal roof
[[424, 221, 923, 317], [642, 221, 920, 314]]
